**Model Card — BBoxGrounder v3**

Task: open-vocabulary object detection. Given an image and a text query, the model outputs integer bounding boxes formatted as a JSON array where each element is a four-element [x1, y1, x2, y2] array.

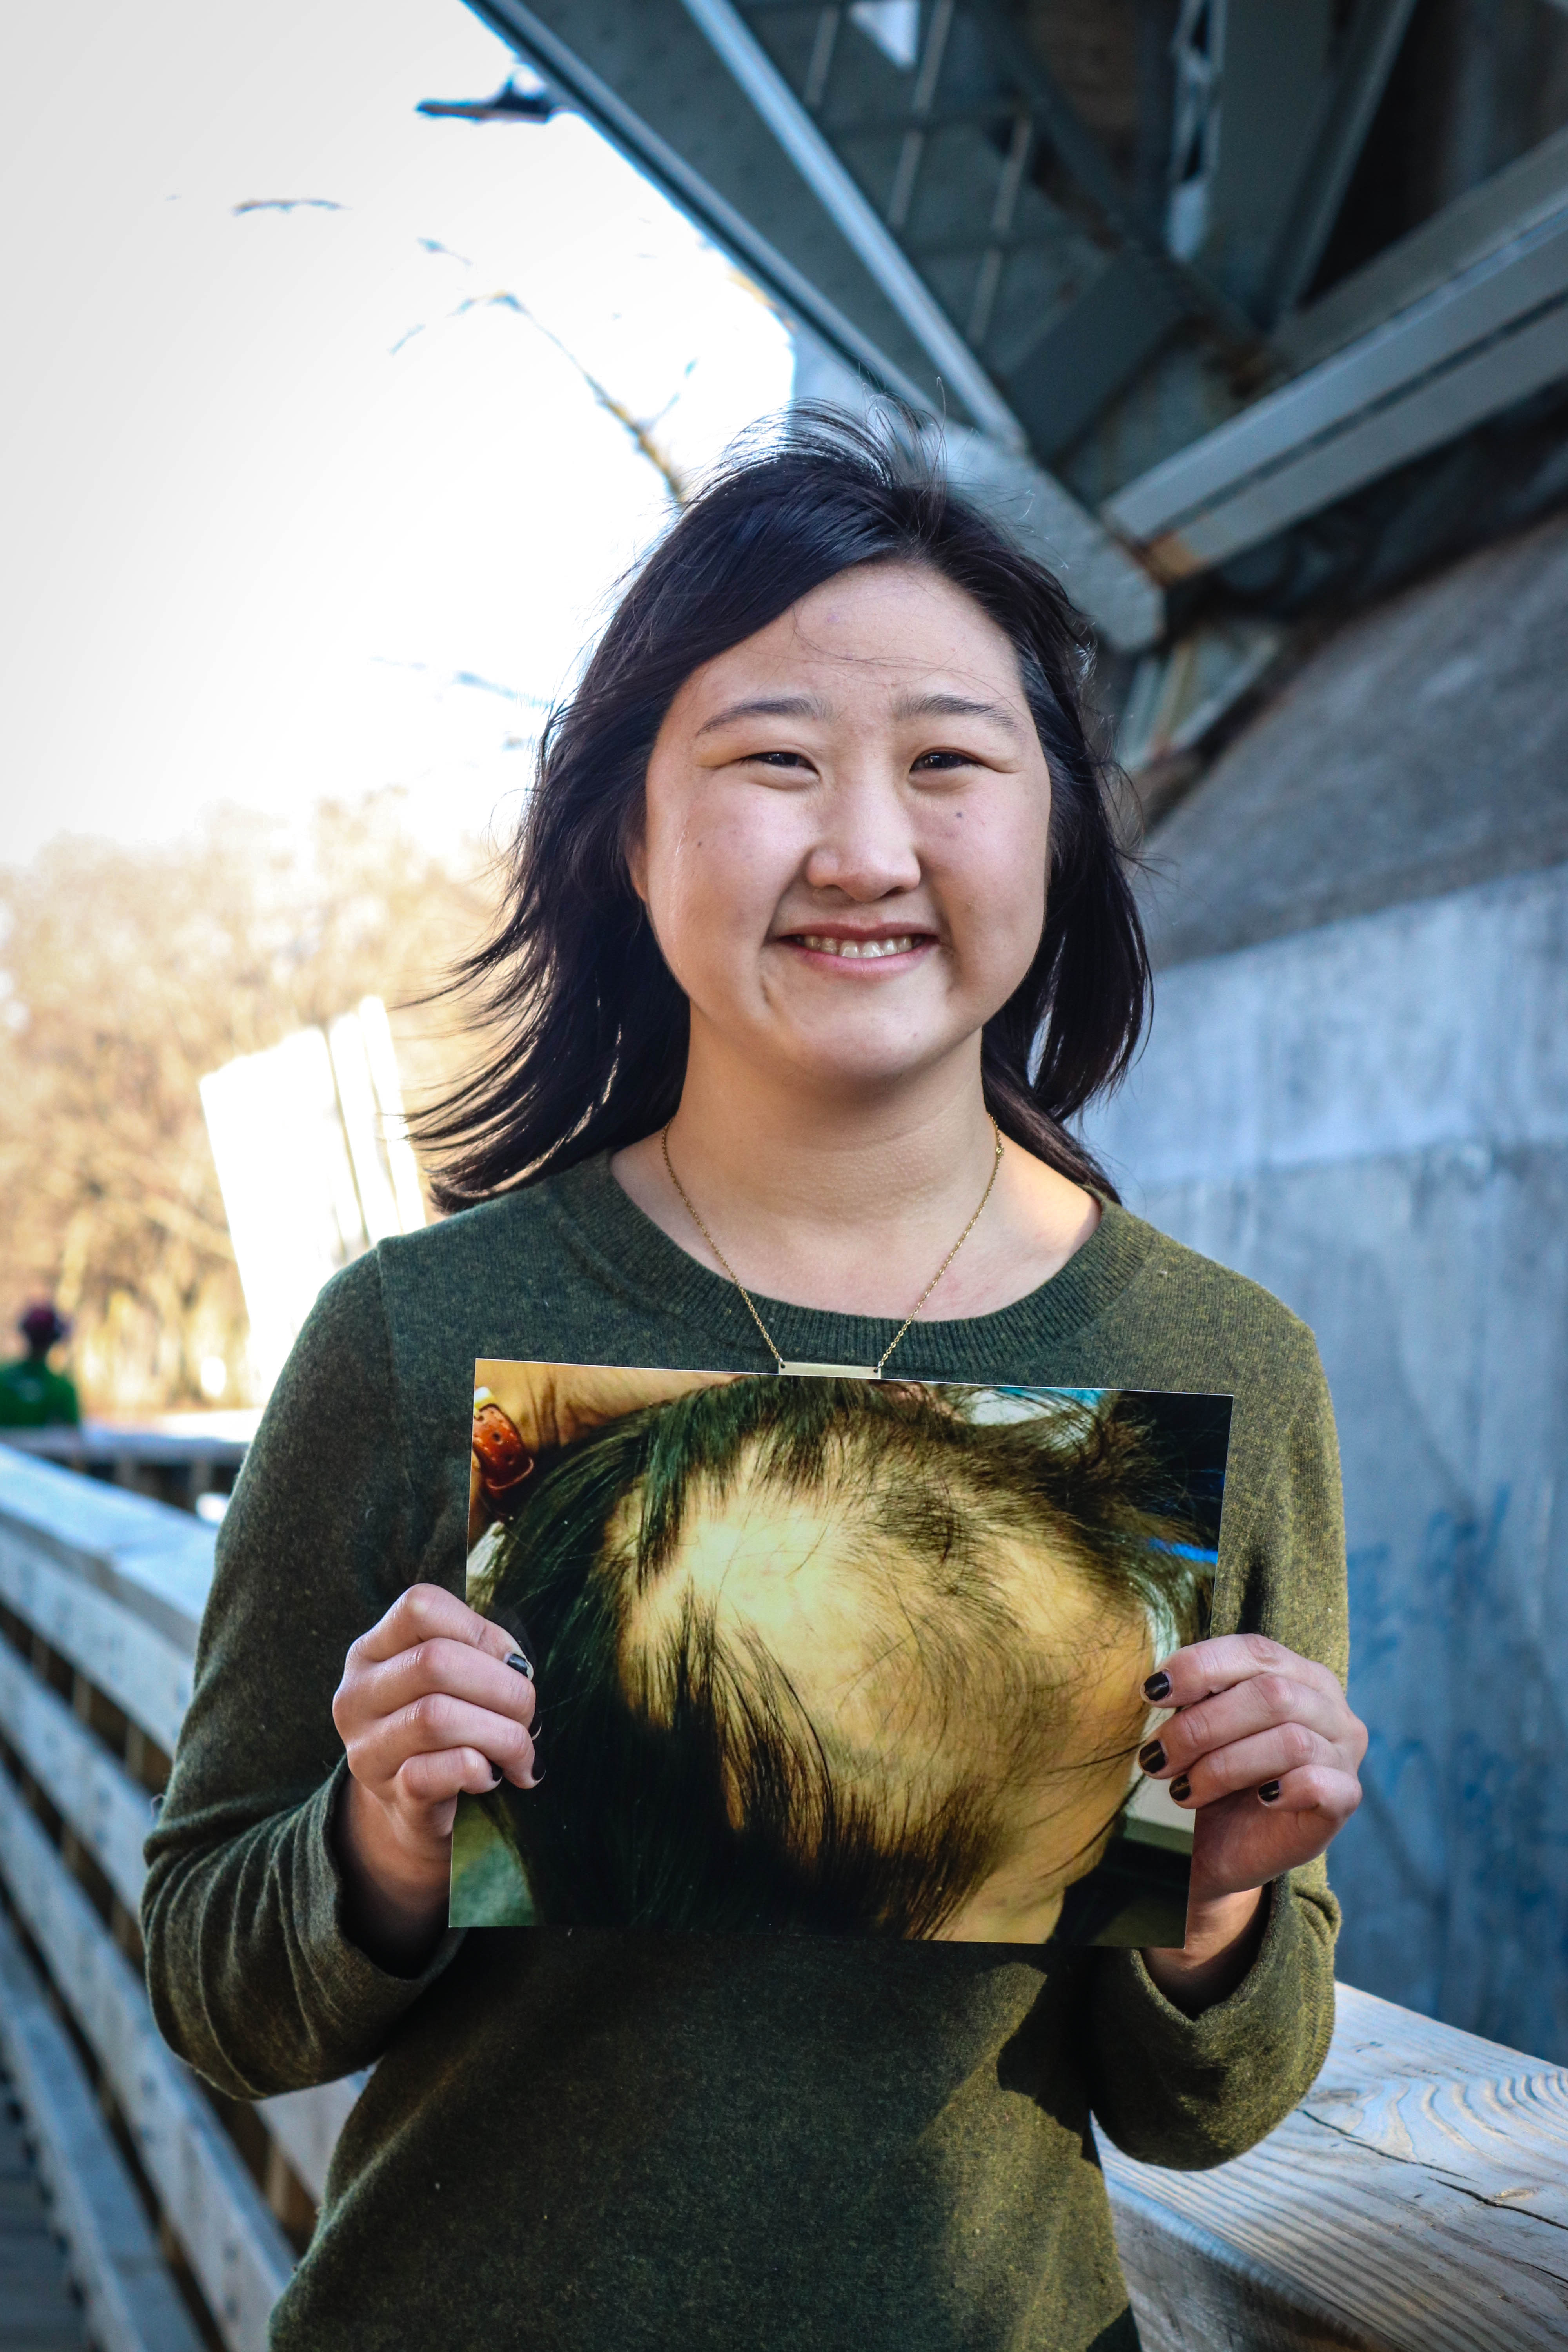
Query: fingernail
[[526, 1767, 546, 1787], [1138, 1739, 1166, 1773], [1170, 1774, 1191, 1804], [491, 1762, 503, 1784], [507, 1652, 534, 1680], [1143, 1671, 1171, 1702], [1259, 1779, 1282, 1804]]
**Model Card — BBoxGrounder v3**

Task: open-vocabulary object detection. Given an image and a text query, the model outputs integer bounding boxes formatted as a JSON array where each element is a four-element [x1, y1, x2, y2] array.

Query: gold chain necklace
[[660, 1117, 1005, 1379]]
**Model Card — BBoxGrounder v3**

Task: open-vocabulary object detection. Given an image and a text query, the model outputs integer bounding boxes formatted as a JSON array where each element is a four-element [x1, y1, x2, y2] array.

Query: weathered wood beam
[[0, 1531, 191, 1755], [1102, 1982, 1568, 2352], [258, 2075, 367, 2210], [0, 1639, 153, 1917], [0, 1900, 206, 2352], [0, 1779, 292, 2352], [0, 1618, 370, 2218]]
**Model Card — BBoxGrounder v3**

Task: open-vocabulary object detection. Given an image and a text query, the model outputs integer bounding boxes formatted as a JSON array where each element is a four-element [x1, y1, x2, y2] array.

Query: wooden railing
[[0, 1444, 1564, 2352]]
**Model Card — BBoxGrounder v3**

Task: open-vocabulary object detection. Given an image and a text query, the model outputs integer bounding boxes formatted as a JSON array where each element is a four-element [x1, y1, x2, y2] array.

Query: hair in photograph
[[472, 1380, 1211, 1940]]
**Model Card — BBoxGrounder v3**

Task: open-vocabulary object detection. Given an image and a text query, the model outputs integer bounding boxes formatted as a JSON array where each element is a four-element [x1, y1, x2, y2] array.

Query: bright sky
[[0, 0, 795, 866]]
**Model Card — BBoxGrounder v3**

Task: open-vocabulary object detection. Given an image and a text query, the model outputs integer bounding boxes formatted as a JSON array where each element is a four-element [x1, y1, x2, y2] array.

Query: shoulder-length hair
[[417, 410, 1148, 1207]]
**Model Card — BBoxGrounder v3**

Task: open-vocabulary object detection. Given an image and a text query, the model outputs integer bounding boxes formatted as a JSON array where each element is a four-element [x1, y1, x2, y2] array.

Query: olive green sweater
[[142, 1157, 1345, 2352]]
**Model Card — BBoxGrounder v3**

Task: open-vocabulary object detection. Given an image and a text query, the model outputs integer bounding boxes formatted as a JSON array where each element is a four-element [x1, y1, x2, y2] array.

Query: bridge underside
[[470, 0, 1568, 758]]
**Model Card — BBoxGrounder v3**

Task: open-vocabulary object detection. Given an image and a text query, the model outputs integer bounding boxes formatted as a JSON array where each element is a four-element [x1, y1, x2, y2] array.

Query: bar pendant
[[777, 1361, 880, 1379]]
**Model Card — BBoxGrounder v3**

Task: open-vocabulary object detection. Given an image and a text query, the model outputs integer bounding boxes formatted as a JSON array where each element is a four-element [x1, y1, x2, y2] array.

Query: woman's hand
[[332, 1584, 540, 1972], [1136, 1633, 1367, 2013]]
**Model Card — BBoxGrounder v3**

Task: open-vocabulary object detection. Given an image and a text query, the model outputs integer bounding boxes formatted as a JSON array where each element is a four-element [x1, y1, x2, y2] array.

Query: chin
[[783, 1035, 965, 1092]]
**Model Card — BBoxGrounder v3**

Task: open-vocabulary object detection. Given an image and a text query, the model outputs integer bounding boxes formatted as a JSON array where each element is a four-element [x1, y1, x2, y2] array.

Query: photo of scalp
[[453, 1365, 1231, 1948]]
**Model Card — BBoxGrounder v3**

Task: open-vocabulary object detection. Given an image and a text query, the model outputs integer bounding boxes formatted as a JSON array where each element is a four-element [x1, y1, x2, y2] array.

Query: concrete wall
[[1085, 862, 1568, 2062]]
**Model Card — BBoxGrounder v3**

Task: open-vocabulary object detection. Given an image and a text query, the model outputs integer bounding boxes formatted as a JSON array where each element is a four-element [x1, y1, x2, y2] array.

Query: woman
[[143, 416, 1366, 2352]]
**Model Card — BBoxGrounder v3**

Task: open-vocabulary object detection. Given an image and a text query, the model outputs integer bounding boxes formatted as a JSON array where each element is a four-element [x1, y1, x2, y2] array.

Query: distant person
[[145, 416, 1367, 2352], [0, 1305, 81, 1429]]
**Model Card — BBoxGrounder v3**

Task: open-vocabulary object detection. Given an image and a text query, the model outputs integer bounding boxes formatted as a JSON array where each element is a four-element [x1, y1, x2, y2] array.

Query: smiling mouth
[[790, 932, 929, 960]]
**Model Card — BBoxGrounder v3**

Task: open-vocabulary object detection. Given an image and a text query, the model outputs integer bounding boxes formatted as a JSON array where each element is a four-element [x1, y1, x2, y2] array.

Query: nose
[[800, 768, 923, 901]]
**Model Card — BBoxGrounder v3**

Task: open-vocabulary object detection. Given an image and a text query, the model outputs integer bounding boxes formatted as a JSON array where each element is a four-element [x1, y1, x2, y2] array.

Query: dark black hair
[[416, 410, 1148, 1207], [477, 1380, 1210, 1938]]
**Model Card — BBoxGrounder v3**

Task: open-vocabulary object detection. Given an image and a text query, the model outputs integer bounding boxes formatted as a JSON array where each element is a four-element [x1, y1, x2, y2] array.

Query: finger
[[354, 1693, 539, 1786], [1145, 1633, 1343, 1713], [396, 1744, 511, 1807], [352, 1584, 522, 1670], [1162, 1721, 1336, 1807], [1249, 1764, 1363, 1844], [1140, 1672, 1351, 1777], [367, 1637, 538, 1730]]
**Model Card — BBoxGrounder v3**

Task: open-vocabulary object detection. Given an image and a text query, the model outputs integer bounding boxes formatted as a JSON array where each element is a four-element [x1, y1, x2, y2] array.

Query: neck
[[611, 1021, 1102, 1323], [668, 1029, 996, 1245]]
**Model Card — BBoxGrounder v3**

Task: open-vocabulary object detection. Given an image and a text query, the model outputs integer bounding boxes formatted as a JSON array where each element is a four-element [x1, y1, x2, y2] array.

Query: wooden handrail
[[2, 1445, 1566, 2351]]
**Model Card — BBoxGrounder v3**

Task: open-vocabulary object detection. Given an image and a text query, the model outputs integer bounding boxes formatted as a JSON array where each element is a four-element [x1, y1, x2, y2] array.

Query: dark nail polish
[[1143, 1671, 1171, 1703], [1258, 1779, 1282, 1804], [1170, 1773, 1191, 1804], [506, 1652, 534, 1680], [1138, 1740, 1166, 1774], [491, 1762, 503, 1784]]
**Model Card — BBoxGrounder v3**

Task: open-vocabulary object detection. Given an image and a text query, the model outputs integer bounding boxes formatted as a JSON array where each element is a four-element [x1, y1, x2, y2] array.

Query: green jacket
[[0, 1358, 80, 1428], [143, 1156, 1345, 2352]]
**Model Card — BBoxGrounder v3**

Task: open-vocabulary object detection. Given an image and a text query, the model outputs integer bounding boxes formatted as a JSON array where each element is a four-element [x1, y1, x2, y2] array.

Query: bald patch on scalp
[[609, 1430, 1154, 1837]]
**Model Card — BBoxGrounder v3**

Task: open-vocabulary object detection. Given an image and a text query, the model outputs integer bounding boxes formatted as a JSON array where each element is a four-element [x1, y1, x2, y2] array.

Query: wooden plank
[[1103, 1984, 1568, 2352], [0, 2064, 86, 2351], [0, 1643, 152, 1918], [0, 1780, 292, 2352], [0, 1530, 368, 2228], [0, 1449, 212, 1653], [1107, 2167, 1377, 2352], [0, 1532, 192, 1755], [258, 2075, 367, 2209], [0, 1904, 203, 2352]]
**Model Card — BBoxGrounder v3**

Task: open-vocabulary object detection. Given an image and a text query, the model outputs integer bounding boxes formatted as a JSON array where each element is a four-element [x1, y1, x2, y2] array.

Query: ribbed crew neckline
[[537, 1152, 1156, 1378]]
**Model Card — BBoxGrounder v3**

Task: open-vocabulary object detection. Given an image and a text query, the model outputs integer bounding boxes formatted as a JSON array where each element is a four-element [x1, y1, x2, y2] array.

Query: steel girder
[[468, 0, 1568, 635]]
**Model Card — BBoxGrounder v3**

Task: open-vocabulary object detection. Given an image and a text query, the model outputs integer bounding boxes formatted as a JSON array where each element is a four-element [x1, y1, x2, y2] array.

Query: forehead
[[672, 561, 1030, 721]]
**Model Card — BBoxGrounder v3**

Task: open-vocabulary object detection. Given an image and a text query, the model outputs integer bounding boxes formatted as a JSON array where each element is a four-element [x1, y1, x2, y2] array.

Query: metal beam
[[675, 0, 1027, 444], [474, 1, 1165, 652], [1104, 201, 1568, 576], [1278, 121, 1568, 370], [1263, 0, 1421, 323], [792, 327, 1166, 649], [469, 0, 939, 417]]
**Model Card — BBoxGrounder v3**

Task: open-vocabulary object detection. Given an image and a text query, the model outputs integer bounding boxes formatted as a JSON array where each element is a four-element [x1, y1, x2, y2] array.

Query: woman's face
[[632, 561, 1053, 1098]]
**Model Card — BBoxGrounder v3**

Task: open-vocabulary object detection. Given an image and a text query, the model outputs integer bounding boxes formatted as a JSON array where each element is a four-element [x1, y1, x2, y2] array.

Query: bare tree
[[0, 795, 495, 1412]]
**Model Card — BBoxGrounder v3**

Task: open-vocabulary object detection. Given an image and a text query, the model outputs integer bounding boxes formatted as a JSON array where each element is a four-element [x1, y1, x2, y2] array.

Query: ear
[[624, 804, 650, 905]]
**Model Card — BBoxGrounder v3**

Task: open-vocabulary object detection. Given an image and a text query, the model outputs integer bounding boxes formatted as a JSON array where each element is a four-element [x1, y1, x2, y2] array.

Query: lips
[[791, 933, 927, 960]]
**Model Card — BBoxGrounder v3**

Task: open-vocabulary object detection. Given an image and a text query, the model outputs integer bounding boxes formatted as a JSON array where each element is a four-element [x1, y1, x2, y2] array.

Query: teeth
[[799, 934, 918, 959]]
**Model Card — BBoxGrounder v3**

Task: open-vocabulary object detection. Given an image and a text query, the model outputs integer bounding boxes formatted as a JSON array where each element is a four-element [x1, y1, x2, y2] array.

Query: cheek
[[641, 787, 799, 950], [939, 799, 1050, 960]]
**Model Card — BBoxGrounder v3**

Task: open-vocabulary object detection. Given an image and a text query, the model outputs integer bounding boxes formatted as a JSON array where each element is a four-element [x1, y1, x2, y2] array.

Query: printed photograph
[[452, 1363, 1232, 1948]]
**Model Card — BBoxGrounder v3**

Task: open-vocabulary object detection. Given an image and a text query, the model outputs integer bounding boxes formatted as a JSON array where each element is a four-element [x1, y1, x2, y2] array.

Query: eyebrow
[[890, 690, 1025, 737], [694, 694, 831, 738], [693, 689, 1025, 740]]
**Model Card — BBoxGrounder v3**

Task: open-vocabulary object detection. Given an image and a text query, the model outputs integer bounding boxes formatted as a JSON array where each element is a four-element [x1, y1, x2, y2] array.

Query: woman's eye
[[748, 750, 812, 771], [912, 749, 974, 773]]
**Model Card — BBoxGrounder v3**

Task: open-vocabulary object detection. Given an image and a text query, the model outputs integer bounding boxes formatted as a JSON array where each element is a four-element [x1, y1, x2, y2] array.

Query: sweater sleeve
[[141, 1253, 465, 2100], [1086, 1329, 1347, 2169]]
